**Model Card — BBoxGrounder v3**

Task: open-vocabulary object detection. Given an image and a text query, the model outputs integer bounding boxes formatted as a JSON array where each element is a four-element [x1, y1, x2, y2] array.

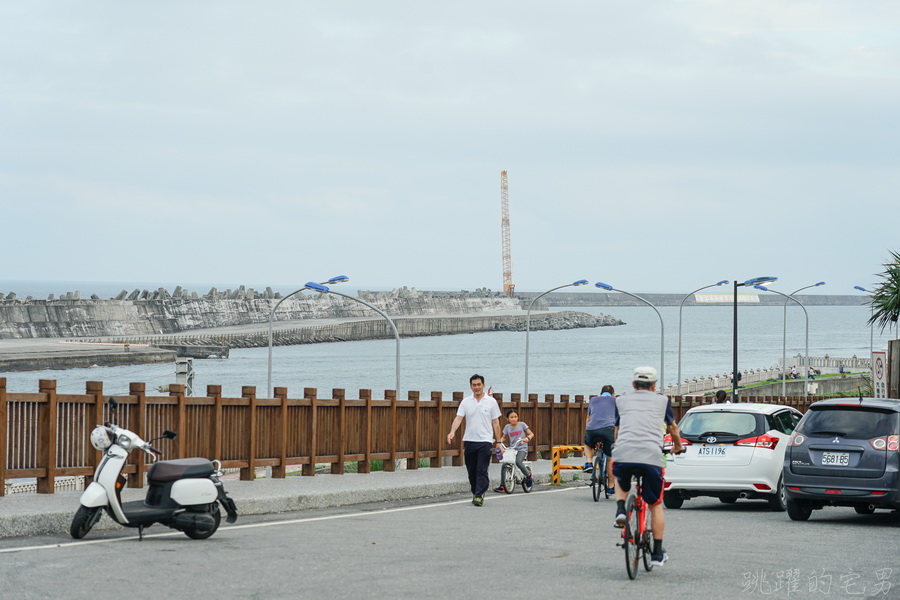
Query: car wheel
[[854, 505, 876, 515], [786, 498, 812, 521], [719, 495, 738, 504], [767, 477, 787, 512], [663, 492, 684, 509]]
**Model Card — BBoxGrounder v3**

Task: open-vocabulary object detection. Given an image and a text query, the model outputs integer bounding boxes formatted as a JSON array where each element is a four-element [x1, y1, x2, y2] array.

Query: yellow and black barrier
[[551, 445, 585, 485]]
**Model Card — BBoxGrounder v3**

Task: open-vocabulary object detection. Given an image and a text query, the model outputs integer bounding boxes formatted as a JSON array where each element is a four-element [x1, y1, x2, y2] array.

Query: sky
[[2, 2, 899, 296]]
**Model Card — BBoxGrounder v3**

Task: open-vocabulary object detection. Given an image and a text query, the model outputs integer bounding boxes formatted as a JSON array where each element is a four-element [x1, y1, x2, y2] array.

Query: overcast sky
[[2, 2, 898, 295]]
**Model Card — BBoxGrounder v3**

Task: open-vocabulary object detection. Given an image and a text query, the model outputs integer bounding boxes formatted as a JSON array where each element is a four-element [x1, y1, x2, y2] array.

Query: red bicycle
[[617, 469, 654, 579]]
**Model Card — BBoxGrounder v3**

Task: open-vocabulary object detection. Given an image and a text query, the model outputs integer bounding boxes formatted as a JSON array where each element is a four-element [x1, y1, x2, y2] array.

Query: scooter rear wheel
[[183, 503, 221, 540], [70, 506, 102, 539]]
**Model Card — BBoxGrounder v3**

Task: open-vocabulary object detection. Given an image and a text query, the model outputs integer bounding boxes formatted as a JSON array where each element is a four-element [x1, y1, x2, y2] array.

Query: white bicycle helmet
[[90, 426, 114, 450]]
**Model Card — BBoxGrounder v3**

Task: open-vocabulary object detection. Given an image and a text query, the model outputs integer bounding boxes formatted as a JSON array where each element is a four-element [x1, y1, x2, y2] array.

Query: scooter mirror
[[163, 430, 177, 440], [108, 397, 117, 410]]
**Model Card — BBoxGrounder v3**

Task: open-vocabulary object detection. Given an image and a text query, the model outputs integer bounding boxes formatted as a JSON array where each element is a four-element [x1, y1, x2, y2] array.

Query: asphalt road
[[2, 483, 898, 600]]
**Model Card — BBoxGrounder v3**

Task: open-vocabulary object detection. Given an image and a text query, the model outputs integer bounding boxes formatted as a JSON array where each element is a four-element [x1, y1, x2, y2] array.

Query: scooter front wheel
[[70, 506, 102, 539]]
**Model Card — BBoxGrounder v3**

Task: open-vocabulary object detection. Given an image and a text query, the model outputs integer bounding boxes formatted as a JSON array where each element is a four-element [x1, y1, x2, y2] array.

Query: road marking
[[0, 486, 577, 554]]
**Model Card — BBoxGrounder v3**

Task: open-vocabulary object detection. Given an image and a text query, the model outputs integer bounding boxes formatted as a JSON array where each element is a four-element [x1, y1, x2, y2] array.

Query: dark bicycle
[[589, 442, 613, 502]]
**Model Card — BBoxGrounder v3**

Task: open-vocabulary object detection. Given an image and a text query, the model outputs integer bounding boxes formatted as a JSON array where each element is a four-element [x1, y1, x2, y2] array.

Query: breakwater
[[77, 311, 622, 350], [0, 286, 581, 340]]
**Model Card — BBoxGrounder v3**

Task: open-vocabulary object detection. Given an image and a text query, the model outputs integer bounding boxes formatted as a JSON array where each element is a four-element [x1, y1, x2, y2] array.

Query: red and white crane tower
[[500, 170, 515, 297]]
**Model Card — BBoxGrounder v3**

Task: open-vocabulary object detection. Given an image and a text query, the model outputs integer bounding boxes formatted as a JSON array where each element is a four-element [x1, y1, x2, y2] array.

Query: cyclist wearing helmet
[[612, 366, 684, 567]]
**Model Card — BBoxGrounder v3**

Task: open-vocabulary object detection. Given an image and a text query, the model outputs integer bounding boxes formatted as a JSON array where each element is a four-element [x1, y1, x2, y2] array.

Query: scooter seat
[[148, 457, 215, 482]]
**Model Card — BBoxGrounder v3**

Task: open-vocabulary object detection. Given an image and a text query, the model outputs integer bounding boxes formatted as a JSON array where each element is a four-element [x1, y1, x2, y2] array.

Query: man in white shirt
[[447, 374, 503, 506]]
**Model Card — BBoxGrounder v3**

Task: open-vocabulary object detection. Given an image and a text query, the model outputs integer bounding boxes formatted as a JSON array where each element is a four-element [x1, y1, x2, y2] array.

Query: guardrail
[[550, 445, 585, 485], [1, 377, 825, 496]]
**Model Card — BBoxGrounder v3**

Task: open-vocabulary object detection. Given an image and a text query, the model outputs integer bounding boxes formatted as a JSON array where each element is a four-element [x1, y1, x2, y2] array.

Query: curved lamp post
[[596, 282, 665, 390], [733, 277, 777, 402], [305, 282, 401, 396], [677, 280, 729, 396], [523, 279, 589, 400], [266, 275, 349, 397], [853, 286, 874, 363], [755, 285, 811, 398], [779, 282, 825, 396]]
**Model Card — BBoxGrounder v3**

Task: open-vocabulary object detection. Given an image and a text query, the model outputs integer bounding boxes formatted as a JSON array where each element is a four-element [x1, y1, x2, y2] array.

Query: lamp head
[[572, 279, 589, 286], [854, 285, 868, 292], [327, 276, 349, 284], [815, 281, 825, 287], [304, 282, 329, 293], [716, 280, 729, 286], [595, 282, 613, 291], [744, 276, 777, 286], [754, 285, 769, 291]]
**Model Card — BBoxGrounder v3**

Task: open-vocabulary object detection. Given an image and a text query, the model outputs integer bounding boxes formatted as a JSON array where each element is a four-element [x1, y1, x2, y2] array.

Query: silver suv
[[783, 397, 900, 521]]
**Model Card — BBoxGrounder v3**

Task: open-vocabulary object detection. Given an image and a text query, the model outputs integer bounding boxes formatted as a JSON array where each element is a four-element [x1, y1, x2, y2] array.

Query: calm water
[[1, 301, 890, 399]]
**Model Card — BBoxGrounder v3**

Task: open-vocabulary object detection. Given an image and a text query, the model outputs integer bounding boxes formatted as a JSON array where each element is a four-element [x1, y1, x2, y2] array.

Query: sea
[[0, 280, 892, 399]]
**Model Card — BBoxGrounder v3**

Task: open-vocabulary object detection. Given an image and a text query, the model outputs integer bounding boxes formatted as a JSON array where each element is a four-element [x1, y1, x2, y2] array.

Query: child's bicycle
[[589, 442, 613, 502], [497, 444, 533, 493]]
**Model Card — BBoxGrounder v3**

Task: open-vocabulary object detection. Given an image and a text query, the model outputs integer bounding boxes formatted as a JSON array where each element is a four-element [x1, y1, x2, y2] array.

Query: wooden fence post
[[332, 389, 346, 475], [431, 391, 443, 468], [384, 389, 397, 472], [131, 382, 146, 488], [273, 386, 288, 478], [84, 381, 104, 486], [452, 391, 463, 466], [168, 383, 186, 459], [208, 385, 223, 464], [36, 379, 58, 494], [240, 386, 257, 481], [407, 390, 420, 470], [0, 378, 6, 496], [359, 389, 372, 474], [302, 387, 317, 477], [546, 394, 556, 455]]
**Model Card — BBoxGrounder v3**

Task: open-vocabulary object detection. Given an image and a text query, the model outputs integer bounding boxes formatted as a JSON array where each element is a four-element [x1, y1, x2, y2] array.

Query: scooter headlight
[[117, 434, 133, 450], [90, 426, 114, 451]]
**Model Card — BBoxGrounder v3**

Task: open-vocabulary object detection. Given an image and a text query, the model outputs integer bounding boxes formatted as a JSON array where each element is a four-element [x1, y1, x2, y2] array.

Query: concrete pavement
[[0, 457, 584, 539]]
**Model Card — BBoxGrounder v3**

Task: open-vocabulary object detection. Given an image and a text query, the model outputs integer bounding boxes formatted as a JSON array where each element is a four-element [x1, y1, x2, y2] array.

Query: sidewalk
[[0, 458, 584, 539]]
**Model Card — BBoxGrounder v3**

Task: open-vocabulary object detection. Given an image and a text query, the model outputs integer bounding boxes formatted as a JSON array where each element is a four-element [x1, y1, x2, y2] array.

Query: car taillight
[[870, 435, 899, 451], [735, 434, 779, 449], [663, 434, 691, 449], [787, 432, 806, 447]]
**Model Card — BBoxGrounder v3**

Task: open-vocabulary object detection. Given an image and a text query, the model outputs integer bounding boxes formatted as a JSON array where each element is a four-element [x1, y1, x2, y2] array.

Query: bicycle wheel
[[623, 494, 640, 580], [522, 467, 533, 493], [592, 457, 601, 501], [600, 458, 613, 499], [642, 529, 653, 571], [501, 464, 515, 494]]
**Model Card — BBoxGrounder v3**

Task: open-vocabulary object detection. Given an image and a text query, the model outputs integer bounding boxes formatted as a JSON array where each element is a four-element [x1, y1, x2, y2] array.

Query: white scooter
[[71, 397, 238, 540]]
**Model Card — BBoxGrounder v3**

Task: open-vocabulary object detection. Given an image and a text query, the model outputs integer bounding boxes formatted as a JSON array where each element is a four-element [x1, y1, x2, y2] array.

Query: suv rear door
[[788, 406, 897, 479]]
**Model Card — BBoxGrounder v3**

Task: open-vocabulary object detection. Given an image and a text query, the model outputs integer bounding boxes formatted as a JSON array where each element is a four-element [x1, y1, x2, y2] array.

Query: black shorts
[[584, 427, 615, 458], [612, 462, 665, 506]]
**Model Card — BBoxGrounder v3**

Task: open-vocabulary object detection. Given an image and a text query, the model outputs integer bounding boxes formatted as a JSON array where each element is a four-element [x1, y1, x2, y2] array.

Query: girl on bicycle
[[493, 409, 534, 492]]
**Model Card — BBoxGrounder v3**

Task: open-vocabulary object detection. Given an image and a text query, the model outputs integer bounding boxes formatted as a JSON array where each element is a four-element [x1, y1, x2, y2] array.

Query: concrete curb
[[0, 463, 584, 539]]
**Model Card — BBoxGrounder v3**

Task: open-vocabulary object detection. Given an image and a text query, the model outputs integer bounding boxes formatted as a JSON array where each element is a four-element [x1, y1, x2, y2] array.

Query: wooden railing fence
[[0, 377, 821, 496]]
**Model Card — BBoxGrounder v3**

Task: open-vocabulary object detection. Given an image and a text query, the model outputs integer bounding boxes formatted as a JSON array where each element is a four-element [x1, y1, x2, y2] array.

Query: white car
[[663, 402, 803, 511]]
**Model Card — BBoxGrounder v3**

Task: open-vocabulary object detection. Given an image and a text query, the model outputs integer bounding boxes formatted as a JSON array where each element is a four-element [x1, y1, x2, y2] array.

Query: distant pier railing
[[664, 355, 871, 397]]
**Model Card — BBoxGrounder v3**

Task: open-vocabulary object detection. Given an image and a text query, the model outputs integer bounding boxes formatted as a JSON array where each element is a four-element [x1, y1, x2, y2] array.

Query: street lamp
[[853, 286, 874, 363], [755, 285, 811, 398], [733, 277, 777, 403], [779, 282, 825, 396], [304, 282, 402, 396], [523, 279, 589, 399], [266, 276, 349, 397], [596, 282, 665, 390], [677, 280, 729, 396]]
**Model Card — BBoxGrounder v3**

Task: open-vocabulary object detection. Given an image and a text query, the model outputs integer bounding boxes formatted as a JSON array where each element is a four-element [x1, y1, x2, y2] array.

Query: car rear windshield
[[679, 412, 758, 437], [797, 407, 898, 439]]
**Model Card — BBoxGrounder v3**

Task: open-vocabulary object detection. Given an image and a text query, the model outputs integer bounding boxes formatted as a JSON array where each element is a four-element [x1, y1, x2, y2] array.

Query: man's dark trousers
[[464, 441, 493, 497]]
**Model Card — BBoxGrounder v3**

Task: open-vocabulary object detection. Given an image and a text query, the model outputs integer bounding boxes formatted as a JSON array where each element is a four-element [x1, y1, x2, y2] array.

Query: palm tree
[[868, 249, 900, 335]]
